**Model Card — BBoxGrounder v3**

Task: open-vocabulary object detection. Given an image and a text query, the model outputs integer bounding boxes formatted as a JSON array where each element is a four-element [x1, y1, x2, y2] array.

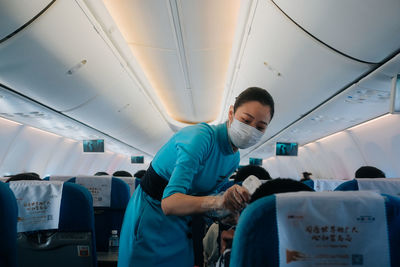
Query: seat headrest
[[9, 181, 64, 232]]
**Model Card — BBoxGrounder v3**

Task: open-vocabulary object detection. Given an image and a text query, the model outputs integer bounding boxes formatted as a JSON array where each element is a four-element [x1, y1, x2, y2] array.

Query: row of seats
[[304, 178, 400, 193], [229, 178, 400, 266], [231, 191, 400, 267], [0, 176, 139, 267]]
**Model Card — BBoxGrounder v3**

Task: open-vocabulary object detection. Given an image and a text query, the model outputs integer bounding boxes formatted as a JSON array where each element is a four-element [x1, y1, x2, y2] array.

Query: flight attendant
[[118, 87, 275, 267]]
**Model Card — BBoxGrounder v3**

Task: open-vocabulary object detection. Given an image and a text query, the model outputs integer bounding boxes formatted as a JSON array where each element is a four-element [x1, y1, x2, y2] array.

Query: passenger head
[[113, 170, 132, 177], [134, 170, 146, 179], [250, 178, 314, 203], [94, 171, 109, 176], [6, 173, 42, 183], [23, 172, 40, 178], [234, 165, 271, 183], [355, 166, 385, 178], [228, 87, 275, 150], [300, 172, 312, 182]]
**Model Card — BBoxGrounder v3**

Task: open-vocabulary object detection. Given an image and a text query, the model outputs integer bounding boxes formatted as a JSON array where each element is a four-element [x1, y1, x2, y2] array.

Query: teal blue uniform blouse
[[118, 122, 239, 267]]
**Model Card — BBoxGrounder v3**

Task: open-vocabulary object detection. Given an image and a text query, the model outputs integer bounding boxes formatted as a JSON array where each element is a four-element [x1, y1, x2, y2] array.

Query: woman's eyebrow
[[244, 112, 268, 125], [243, 112, 254, 118]]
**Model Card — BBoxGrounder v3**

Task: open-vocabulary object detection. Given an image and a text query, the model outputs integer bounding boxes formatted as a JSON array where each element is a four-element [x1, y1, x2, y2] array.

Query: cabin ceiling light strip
[[303, 113, 391, 146], [0, 116, 22, 126], [168, 0, 196, 119], [0, 83, 151, 157], [169, 0, 191, 90], [241, 50, 400, 159], [216, 0, 258, 124], [76, 0, 175, 129]]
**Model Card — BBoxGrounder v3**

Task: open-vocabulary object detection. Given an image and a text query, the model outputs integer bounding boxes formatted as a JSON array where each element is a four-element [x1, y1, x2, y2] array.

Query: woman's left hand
[[222, 185, 250, 213]]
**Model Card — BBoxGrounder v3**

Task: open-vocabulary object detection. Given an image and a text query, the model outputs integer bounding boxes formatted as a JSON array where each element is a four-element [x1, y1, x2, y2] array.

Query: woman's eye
[[257, 127, 265, 131]]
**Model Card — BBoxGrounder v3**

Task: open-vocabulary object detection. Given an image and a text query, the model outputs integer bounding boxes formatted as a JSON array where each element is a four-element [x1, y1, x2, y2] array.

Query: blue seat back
[[303, 179, 314, 189], [230, 194, 400, 267], [0, 182, 18, 267], [68, 177, 130, 251], [16, 182, 97, 267], [335, 179, 359, 191]]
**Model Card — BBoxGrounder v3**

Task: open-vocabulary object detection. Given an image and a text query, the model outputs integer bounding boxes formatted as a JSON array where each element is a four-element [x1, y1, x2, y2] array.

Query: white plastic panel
[[263, 158, 279, 178], [179, 0, 240, 50], [43, 139, 81, 175], [350, 114, 400, 178], [0, 118, 23, 168], [188, 48, 230, 121], [303, 143, 336, 179], [0, 126, 61, 175], [103, 0, 176, 49], [0, 0, 174, 155], [0, 0, 52, 40], [314, 131, 366, 179], [128, 45, 193, 121], [232, 0, 372, 158], [0, 0, 104, 111], [274, 0, 400, 63], [0, 117, 148, 177], [245, 49, 400, 161], [263, 114, 400, 179], [102, 0, 240, 123]]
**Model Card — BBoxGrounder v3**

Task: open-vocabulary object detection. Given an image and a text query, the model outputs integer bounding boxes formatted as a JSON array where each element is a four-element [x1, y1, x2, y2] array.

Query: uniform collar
[[216, 122, 236, 155]]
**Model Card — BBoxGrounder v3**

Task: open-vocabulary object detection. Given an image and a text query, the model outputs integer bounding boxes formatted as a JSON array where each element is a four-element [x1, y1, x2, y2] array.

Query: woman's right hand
[[222, 185, 250, 213]]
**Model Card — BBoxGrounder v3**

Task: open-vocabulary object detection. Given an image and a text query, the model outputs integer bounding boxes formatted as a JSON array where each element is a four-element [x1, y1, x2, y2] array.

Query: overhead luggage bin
[[0, 0, 53, 42], [273, 0, 400, 63], [0, 0, 174, 155]]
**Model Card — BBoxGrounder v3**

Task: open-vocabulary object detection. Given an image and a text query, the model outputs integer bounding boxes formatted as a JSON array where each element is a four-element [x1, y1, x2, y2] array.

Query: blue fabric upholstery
[[0, 182, 18, 267], [59, 182, 97, 266], [135, 178, 141, 188], [15, 182, 96, 267], [334, 179, 359, 191], [303, 179, 314, 189], [68, 177, 130, 251], [230, 193, 400, 267], [230, 195, 279, 267]]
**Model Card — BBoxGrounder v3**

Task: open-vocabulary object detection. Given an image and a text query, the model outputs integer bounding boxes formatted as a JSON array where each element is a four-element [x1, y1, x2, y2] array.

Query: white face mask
[[228, 118, 264, 149]]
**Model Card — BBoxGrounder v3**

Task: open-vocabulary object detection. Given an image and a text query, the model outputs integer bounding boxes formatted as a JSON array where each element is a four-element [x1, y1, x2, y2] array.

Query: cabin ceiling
[[102, 0, 240, 123], [0, 0, 399, 159]]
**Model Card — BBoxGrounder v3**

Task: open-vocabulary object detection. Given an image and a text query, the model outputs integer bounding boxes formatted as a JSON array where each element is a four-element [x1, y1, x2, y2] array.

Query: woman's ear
[[228, 105, 234, 125]]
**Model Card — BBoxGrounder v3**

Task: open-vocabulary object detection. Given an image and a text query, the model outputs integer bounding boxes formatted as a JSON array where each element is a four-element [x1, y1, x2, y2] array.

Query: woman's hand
[[222, 185, 250, 213], [162, 185, 250, 216]]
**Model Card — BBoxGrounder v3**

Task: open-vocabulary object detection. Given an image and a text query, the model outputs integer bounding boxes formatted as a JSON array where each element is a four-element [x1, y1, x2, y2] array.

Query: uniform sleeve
[[162, 124, 213, 199]]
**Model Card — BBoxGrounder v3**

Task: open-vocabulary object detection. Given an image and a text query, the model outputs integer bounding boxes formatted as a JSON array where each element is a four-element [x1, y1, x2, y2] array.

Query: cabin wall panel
[[264, 115, 400, 179], [43, 139, 81, 176], [0, 118, 144, 177], [349, 114, 400, 178], [312, 131, 365, 179], [0, 126, 61, 175], [0, 119, 23, 170]]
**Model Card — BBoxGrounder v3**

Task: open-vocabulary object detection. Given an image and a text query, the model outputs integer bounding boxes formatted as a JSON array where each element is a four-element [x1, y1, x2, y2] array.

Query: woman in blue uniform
[[118, 87, 275, 267]]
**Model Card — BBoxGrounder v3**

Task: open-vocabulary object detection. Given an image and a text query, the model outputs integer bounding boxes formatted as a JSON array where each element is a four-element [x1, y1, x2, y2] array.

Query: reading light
[[67, 59, 87, 75]]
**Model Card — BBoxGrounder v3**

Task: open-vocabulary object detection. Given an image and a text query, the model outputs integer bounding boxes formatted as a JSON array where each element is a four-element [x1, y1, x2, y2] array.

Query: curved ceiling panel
[[64, 64, 174, 154], [0, 0, 53, 41], [245, 54, 400, 161], [129, 45, 195, 122], [0, 0, 107, 111], [103, 0, 240, 123], [223, 0, 374, 159], [273, 0, 400, 63], [0, 0, 174, 155]]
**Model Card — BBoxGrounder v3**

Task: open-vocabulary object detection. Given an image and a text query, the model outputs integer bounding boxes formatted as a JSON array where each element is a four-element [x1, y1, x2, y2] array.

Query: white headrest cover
[[276, 191, 389, 266], [9, 181, 63, 232]]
